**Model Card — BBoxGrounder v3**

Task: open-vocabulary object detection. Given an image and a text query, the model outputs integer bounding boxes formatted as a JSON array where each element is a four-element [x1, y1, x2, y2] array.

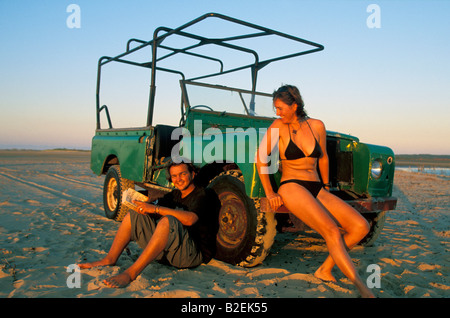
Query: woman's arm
[[315, 120, 330, 189], [256, 120, 284, 211]]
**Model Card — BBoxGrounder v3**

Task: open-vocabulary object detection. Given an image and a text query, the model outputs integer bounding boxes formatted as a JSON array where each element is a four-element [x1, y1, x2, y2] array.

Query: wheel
[[103, 165, 134, 222], [359, 211, 386, 246], [208, 170, 277, 267]]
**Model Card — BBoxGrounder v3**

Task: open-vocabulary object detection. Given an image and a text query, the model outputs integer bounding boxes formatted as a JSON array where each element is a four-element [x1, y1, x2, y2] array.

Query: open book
[[122, 188, 149, 211]]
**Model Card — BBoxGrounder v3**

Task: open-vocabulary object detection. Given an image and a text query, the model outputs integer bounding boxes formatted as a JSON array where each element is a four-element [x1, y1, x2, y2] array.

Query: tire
[[103, 165, 134, 222], [359, 211, 386, 246], [208, 170, 277, 267]]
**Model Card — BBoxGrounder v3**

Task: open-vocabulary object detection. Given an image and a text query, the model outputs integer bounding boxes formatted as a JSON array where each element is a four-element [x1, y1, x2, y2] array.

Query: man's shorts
[[129, 211, 203, 268]]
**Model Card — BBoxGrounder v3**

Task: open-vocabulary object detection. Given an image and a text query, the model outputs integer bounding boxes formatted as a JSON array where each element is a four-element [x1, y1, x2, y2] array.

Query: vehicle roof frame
[[95, 12, 324, 129]]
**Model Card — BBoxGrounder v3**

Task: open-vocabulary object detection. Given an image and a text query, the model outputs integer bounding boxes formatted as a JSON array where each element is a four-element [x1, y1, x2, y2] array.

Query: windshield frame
[[180, 80, 275, 125]]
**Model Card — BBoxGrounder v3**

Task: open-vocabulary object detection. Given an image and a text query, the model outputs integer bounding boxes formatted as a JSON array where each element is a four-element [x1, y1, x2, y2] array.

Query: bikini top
[[283, 121, 322, 160]]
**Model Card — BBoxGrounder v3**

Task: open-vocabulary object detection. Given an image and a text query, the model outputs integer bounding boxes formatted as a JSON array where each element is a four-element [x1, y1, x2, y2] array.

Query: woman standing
[[256, 85, 374, 298]]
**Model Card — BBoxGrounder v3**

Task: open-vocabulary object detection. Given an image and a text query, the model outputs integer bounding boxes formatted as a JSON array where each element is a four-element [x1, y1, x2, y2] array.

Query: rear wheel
[[208, 170, 277, 267], [103, 165, 134, 221]]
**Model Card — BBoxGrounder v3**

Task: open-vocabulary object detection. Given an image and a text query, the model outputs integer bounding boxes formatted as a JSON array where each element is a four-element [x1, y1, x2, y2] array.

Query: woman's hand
[[267, 192, 283, 212]]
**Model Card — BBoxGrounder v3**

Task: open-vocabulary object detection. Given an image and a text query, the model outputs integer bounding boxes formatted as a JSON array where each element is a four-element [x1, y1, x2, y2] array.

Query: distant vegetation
[[396, 154, 450, 168], [48, 148, 90, 152], [1, 149, 449, 167], [0, 148, 90, 152]]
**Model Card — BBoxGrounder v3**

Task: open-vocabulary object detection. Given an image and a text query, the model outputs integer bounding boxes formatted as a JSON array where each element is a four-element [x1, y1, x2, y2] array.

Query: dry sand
[[0, 150, 448, 298]]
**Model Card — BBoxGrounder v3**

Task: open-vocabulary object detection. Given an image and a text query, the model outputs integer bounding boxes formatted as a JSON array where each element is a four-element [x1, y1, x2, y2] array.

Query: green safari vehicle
[[91, 13, 397, 267]]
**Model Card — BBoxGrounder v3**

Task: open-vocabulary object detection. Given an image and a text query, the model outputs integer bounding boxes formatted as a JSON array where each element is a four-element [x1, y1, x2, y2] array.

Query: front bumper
[[260, 196, 397, 233], [260, 196, 397, 214]]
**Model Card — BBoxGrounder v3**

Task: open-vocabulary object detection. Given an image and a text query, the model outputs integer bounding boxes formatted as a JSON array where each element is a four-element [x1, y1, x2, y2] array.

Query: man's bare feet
[[314, 267, 337, 283], [78, 257, 115, 269], [103, 272, 133, 288]]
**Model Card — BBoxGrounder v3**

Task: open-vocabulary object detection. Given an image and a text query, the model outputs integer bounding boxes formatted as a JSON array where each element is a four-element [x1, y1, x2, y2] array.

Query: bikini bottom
[[279, 179, 323, 198]]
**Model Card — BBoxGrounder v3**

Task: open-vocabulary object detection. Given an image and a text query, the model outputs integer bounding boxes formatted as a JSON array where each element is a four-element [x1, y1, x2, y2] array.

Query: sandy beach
[[0, 150, 448, 299]]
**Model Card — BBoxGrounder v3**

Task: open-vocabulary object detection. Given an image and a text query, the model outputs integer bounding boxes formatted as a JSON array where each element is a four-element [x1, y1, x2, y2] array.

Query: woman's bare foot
[[314, 267, 337, 283], [103, 272, 133, 288], [315, 267, 375, 298], [78, 257, 115, 269]]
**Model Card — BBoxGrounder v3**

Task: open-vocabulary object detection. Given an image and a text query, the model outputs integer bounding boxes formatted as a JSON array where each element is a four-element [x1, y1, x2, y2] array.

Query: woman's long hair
[[273, 85, 308, 119]]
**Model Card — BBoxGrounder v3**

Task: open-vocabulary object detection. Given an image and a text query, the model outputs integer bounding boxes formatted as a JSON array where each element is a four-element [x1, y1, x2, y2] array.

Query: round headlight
[[371, 160, 383, 179]]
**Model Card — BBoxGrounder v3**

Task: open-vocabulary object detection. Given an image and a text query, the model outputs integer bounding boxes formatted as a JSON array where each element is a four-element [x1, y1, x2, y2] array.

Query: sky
[[0, 0, 449, 154]]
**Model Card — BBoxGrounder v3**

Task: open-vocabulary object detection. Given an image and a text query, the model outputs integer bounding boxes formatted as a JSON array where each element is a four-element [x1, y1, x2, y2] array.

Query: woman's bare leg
[[78, 212, 133, 269], [314, 190, 370, 282], [279, 183, 374, 298]]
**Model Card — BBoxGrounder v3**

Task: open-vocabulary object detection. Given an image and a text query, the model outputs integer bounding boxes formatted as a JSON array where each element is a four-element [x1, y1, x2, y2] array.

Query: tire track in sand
[[0, 169, 91, 205]]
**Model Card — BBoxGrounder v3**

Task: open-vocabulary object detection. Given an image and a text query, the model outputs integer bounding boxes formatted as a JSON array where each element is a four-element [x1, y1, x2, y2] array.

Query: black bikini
[[280, 179, 323, 197], [284, 121, 322, 160], [280, 121, 323, 198]]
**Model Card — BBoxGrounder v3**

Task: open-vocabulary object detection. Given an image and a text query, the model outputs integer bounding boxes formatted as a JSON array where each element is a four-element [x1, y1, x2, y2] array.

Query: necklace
[[291, 124, 300, 135], [291, 117, 308, 135]]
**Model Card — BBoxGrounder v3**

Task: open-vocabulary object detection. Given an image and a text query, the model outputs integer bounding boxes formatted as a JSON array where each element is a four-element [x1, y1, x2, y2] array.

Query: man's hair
[[166, 158, 198, 182]]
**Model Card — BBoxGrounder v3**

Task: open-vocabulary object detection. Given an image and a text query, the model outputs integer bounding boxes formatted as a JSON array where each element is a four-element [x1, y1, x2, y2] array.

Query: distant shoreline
[[395, 154, 450, 168], [0, 148, 90, 152], [1, 149, 450, 168]]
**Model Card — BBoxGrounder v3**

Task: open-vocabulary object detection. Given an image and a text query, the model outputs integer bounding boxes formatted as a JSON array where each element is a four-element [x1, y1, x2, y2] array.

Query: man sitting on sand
[[78, 160, 221, 288]]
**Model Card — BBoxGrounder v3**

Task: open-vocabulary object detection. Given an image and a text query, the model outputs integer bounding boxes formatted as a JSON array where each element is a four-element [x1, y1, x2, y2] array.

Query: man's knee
[[119, 212, 132, 232], [157, 215, 182, 234], [157, 215, 171, 229], [123, 211, 131, 223]]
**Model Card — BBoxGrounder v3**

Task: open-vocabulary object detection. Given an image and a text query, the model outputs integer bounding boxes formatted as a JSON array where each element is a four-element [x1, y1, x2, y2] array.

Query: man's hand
[[133, 200, 154, 215]]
